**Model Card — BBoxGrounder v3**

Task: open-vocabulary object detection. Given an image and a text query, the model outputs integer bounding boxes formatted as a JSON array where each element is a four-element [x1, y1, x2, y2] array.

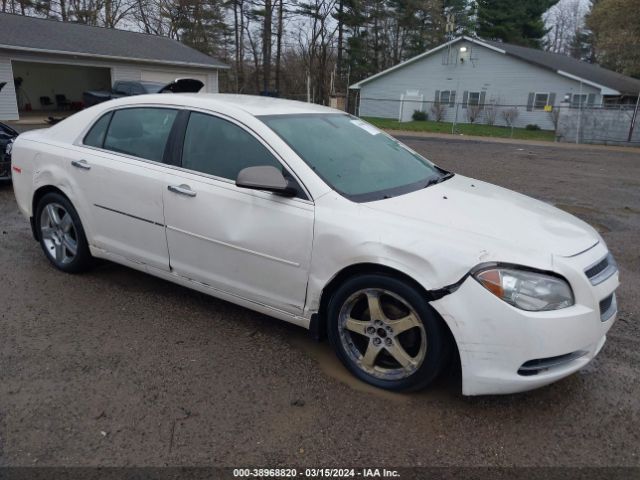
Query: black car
[[83, 78, 205, 107], [0, 122, 18, 181]]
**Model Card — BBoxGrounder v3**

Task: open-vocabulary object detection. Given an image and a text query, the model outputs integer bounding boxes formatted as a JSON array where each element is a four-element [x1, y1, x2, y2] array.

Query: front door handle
[[168, 184, 197, 197], [71, 159, 91, 170]]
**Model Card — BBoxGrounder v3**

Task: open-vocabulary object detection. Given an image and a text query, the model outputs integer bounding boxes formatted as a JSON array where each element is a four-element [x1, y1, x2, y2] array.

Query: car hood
[[364, 174, 599, 258]]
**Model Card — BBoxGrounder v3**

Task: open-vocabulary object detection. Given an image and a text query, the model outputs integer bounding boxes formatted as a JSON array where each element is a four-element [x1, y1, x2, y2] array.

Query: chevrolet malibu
[[11, 94, 619, 395]]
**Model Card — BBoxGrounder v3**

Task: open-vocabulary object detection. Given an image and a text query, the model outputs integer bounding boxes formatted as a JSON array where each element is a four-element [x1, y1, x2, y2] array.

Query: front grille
[[586, 257, 609, 279], [518, 350, 588, 376], [599, 293, 617, 322], [585, 253, 617, 285]]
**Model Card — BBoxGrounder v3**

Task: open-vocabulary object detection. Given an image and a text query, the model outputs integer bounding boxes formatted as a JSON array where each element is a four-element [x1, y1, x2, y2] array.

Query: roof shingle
[[483, 39, 640, 95], [0, 13, 227, 69]]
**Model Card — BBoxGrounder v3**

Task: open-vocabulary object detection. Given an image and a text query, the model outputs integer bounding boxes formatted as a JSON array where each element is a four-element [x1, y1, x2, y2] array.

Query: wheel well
[[30, 185, 69, 241], [314, 263, 458, 355]]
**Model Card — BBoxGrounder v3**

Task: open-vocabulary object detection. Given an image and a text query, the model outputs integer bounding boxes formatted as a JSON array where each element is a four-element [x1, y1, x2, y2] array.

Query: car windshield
[[260, 114, 449, 201], [140, 82, 165, 93]]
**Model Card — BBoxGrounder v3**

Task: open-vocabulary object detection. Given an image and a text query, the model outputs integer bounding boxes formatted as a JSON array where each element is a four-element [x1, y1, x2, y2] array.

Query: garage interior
[[12, 61, 111, 114]]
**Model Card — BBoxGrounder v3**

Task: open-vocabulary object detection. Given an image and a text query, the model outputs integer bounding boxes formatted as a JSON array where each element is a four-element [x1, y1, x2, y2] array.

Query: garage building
[[0, 13, 227, 121]]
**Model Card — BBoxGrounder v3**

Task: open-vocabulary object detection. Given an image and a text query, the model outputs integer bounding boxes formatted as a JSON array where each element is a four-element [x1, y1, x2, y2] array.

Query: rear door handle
[[71, 159, 91, 170], [168, 184, 197, 197]]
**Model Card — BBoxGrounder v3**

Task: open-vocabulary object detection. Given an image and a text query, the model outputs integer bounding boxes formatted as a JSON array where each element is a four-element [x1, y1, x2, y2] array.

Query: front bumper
[[432, 242, 619, 396]]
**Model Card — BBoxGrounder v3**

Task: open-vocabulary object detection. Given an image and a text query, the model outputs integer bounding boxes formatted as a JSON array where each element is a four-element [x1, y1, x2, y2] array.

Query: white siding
[[357, 41, 600, 130], [206, 71, 218, 93], [140, 69, 205, 89], [0, 56, 19, 121], [111, 65, 142, 83]]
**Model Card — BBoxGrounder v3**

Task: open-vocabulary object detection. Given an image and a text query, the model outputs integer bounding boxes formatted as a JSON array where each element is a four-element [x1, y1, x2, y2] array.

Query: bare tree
[[430, 102, 446, 122], [544, 0, 589, 57], [467, 104, 482, 123], [484, 102, 498, 125], [502, 107, 519, 127]]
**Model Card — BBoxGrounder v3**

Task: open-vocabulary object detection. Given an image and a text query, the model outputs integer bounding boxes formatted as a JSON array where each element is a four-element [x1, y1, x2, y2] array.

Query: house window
[[572, 94, 587, 107], [534, 93, 550, 110], [439, 90, 451, 105], [468, 91, 481, 106]]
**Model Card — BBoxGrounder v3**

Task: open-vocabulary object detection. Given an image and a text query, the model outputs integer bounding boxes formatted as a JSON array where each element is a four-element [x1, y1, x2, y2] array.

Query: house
[[350, 36, 640, 130], [0, 13, 227, 121]]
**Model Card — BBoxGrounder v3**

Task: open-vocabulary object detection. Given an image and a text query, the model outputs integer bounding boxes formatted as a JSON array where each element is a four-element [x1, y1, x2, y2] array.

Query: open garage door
[[141, 71, 208, 92], [12, 61, 111, 114]]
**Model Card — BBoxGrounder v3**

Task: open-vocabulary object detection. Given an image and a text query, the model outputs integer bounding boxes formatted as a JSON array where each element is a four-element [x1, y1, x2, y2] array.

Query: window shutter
[[449, 90, 456, 107], [462, 91, 468, 109], [527, 92, 535, 111], [587, 93, 596, 106], [548, 93, 556, 106], [435, 90, 440, 103], [479, 91, 486, 108]]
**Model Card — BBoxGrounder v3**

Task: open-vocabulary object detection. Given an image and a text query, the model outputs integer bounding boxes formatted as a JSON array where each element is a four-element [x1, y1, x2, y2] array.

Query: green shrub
[[412, 110, 427, 121], [525, 124, 541, 130]]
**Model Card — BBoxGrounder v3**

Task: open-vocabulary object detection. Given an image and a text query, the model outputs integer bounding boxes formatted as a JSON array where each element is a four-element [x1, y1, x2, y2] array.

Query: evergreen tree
[[477, 0, 558, 48]]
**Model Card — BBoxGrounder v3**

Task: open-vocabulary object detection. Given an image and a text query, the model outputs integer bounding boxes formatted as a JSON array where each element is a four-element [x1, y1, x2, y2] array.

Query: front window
[[468, 91, 481, 107], [572, 94, 587, 107], [534, 93, 550, 110], [181, 111, 283, 181], [439, 90, 451, 105], [260, 114, 449, 201]]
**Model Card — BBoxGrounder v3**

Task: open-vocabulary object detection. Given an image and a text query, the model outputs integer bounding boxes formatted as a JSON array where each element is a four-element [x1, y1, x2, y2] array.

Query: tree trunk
[[336, 0, 344, 89], [262, 0, 273, 94], [274, 0, 284, 94]]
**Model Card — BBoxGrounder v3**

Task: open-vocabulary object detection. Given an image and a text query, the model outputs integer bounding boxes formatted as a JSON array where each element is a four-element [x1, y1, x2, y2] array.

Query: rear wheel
[[35, 192, 93, 273], [327, 274, 450, 391]]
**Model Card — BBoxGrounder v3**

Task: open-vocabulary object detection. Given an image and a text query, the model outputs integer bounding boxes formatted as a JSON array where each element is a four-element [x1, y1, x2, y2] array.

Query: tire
[[35, 192, 93, 273], [327, 273, 451, 392]]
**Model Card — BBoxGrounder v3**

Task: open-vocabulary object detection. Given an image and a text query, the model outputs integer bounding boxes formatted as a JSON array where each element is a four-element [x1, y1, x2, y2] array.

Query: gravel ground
[[0, 136, 639, 468]]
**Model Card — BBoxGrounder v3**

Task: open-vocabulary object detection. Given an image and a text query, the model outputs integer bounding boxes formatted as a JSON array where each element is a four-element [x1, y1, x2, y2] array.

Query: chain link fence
[[347, 95, 640, 146]]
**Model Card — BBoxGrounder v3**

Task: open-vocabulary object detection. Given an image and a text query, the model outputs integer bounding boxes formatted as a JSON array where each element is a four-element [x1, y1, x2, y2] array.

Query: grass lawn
[[362, 117, 557, 142]]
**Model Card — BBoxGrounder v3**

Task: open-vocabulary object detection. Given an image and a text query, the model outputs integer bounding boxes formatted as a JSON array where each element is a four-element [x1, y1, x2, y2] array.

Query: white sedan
[[11, 94, 619, 395]]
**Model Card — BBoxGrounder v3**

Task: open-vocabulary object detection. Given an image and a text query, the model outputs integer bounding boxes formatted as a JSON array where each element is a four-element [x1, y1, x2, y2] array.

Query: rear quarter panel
[[11, 134, 95, 244]]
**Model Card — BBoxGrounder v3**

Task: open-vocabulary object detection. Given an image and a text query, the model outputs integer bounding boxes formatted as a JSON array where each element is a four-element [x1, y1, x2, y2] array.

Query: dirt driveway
[[0, 136, 639, 468]]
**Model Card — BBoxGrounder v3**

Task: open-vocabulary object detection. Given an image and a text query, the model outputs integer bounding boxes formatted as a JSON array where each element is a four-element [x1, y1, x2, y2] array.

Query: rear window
[[83, 112, 112, 148], [102, 108, 178, 162]]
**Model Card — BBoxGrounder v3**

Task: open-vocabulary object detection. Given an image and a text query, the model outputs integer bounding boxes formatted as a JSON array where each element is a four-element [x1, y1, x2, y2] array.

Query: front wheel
[[35, 192, 93, 273], [327, 274, 451, 391]]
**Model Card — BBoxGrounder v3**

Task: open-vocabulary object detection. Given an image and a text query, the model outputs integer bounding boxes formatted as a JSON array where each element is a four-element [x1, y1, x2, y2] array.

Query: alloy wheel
[[40, 203, 78, 265], [338, 288, 427, 380]]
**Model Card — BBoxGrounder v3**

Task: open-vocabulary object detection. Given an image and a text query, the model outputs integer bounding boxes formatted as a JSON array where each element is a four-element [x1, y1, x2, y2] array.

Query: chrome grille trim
[[585, 253, 618, 286]]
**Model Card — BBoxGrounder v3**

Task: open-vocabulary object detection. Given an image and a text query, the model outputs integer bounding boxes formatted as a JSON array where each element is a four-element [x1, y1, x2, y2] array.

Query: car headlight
[[472, 266, 574, 311]]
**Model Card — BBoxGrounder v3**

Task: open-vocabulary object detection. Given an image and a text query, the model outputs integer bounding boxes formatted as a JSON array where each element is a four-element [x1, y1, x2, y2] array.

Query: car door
[[68, 106, 179, 270], [162, 111, 314, 315]]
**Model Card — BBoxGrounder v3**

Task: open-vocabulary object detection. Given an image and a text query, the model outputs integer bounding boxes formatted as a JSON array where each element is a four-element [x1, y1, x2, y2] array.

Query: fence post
[[452, 102, 459, 135], [628, 93, 640, 142]]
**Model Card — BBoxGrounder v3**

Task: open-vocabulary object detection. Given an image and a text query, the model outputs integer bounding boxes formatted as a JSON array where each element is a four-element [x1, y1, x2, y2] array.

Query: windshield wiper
[[423, 172, 454, 189]]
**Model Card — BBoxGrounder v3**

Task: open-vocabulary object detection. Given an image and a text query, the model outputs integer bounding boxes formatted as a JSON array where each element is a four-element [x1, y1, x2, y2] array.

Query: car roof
[[118, 93, 340, 116]]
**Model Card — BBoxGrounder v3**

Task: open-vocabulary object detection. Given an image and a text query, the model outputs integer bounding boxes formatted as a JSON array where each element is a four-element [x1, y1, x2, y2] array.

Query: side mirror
[[236, 166, 297, 197]]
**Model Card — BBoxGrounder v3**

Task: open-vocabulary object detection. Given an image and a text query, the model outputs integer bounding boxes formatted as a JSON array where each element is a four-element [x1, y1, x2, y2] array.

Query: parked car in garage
[[10, 94, 620, 396], [83, 78, 204, 107], [0, 121, 18, 181]]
